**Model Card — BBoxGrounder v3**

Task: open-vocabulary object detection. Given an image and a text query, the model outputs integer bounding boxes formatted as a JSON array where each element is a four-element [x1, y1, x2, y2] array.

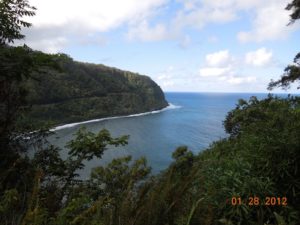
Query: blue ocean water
[[48, 92, 274, 178]]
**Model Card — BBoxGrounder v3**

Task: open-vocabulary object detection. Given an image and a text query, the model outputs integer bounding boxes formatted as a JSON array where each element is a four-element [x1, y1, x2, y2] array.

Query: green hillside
[[22, 54, 168, 126]]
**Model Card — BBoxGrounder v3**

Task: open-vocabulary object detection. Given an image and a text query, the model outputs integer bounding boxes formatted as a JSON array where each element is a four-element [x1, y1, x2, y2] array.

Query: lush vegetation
[[2, 95, 300, 224], [1, 0, 300, 224], [22, 53, 168, 127]]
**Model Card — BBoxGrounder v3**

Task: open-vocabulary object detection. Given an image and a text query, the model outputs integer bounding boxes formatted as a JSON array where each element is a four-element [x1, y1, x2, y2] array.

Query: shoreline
[[51, 103, 181, 131]]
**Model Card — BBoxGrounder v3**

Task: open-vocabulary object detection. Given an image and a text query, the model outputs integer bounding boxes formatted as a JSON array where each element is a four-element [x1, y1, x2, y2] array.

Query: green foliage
[[268, 0, 300, 90], [0, 44, 62, 139], [268, 53, 300, 90], [2, 95, 300, 225], [0, 189, 20, 223], [20, 55, 168, 126], [0, 45, 35, 138], [223, 96, 300, 200], [3, 95, 299, 225], [286, 0, 300, 24], [0, 0, 36, 44], [67, 127, 129, 161]]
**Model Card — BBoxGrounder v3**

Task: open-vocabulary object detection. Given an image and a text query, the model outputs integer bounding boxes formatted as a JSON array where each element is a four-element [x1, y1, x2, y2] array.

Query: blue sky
[[19, 0, 300, 93]]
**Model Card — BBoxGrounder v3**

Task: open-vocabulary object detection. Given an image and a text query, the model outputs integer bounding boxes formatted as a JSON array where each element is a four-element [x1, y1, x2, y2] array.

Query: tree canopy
[[268, 0, 300, 90], [268, 53, 300, 90], [286, 0, 300, 24], [0, 0, 36, 44]]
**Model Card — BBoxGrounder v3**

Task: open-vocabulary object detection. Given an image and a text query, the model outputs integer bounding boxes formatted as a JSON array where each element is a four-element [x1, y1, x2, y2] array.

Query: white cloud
[[155, 65, 194, 90], [30, 37, 67, 54], [173, 0, 268, 32], [174, 0, 298, 43], [199, 66, 232, 77], [173, 5, 236, 31], [226, 76, 257, 85], [245, 48, 273, 67], [202, 0, 262, 9], [127, 20, 170, 41], [200, 50, 235, 77], [205, 50, 232, 67], [15, 25, 71, 53], [156, 66, 176, 88], [237, 1, 297, 42], [158, 75, 175, 88], [199, 50, 258, 86], [21, 0, 299, 52], [28, 0, 167, 31], [22, 0, 167, 52]]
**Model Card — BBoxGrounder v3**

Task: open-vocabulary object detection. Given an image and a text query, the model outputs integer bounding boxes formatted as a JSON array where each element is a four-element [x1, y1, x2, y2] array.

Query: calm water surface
[[48, 92, 272, 178]]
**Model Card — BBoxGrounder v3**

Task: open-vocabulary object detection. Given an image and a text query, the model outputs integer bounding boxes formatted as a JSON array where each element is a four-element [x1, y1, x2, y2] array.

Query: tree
[[286, 0, 300, 24], [0, 2, 61, 223], [268, 1, 300, 90], [0, 0, 37, 139], [0, 0, 36, 44], [268, 53, 300, 90]]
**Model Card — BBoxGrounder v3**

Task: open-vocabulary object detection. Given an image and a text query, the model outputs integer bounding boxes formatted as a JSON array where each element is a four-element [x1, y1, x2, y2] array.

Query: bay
[[48, 92, 275, 178]]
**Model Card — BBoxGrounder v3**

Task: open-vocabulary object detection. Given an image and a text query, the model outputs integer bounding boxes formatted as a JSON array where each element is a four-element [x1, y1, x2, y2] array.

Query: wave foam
[[51, 103, 181, 131]]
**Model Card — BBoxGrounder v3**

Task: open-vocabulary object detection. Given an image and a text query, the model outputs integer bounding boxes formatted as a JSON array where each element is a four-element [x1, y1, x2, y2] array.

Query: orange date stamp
[[228, 197, 288, 206]]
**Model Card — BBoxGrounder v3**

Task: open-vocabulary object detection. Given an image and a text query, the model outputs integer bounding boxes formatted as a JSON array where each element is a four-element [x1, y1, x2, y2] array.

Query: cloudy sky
[[19, 0, 300, 93]]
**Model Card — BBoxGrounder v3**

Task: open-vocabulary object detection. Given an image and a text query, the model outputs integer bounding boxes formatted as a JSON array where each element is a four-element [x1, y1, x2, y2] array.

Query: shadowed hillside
[[22, 54, 168, 126]]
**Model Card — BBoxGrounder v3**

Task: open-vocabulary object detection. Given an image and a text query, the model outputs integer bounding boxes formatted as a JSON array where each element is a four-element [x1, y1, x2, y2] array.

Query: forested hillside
[[22, 54, 168, 126]]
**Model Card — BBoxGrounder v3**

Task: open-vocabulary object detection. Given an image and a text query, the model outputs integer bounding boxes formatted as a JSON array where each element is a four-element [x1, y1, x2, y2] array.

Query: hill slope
[[23, 54, 168, 126]]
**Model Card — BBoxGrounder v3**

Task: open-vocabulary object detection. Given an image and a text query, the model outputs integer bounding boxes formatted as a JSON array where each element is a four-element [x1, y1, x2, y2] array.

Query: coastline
[[51, 103, 181, 131]]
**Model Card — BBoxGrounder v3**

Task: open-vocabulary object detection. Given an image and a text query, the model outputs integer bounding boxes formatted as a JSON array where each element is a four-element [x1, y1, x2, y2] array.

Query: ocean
[[48, 92, 276, 178]]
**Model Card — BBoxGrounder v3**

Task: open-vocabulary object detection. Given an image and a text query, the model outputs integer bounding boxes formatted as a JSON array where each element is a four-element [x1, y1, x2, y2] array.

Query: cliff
[[23, 54, 168, 126]]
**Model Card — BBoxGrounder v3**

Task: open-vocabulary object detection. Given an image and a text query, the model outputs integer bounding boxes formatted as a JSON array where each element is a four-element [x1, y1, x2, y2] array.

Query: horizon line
[[163, 91, 300, 95]]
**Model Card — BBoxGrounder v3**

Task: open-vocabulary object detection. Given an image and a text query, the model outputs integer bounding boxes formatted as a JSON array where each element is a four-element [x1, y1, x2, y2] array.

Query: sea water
[[48, 92, 279, 178]]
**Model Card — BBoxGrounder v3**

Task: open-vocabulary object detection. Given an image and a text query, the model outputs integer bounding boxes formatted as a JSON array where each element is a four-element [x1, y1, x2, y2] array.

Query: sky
[[17, 0, 300, 93]]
